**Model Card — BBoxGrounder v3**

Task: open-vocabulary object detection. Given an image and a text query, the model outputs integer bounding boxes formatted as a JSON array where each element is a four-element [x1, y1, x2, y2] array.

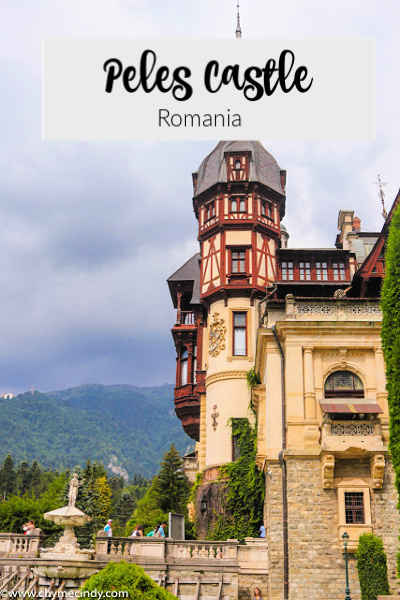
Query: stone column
[[374, 346, 389, 442], [303, 347, 319, 447], [304, 347, 316, 420], [197, 393, 207, 471]]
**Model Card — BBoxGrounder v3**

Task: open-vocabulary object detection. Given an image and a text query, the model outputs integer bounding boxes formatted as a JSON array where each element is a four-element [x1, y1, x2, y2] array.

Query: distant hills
[[0, 384, 193, 478]]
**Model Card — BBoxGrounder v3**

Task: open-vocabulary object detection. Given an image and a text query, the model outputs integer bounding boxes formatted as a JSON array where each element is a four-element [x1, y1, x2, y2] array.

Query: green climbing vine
[[246, 366, 261, 388], [205, 416, 265, 542]]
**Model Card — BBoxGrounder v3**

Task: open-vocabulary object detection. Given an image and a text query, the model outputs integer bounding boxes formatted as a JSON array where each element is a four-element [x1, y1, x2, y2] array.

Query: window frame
[[230, 197, 247, 213], [229, 248, 249, 276], [232, 311, 247, 356], [324, 370, 364, 399], [180, 347, 189, 386]]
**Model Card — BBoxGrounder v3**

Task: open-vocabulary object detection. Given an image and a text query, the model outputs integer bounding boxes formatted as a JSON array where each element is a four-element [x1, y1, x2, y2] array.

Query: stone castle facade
[[168, 140, 400, 598]]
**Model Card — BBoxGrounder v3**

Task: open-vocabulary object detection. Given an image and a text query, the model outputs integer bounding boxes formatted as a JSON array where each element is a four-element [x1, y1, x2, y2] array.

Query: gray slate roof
[[167, 253, 201, 305], [194, 141, 285, 198]]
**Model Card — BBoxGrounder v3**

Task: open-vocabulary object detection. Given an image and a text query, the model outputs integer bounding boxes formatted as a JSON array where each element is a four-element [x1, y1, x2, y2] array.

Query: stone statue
[[68, 473, 82, 507]]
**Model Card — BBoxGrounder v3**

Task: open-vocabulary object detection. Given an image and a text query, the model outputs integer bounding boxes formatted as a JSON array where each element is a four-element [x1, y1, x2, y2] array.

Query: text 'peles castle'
[[167, 140, 400, 599]]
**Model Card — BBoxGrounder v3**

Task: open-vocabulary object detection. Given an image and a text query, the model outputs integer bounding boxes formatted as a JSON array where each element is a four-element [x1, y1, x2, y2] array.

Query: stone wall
[[371, 460, 400, 594], [264, 462, 284, 600], [266, 456, 399, 600]]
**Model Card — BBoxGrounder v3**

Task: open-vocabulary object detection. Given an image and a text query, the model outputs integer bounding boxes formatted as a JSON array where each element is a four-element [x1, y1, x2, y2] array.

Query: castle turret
[[168, 141, 286, 480]]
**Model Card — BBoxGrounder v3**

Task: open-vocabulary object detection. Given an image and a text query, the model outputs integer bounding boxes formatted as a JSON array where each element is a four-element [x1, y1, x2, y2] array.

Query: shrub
[[82, 561, 178, 600], [355, 533, 389, 600]]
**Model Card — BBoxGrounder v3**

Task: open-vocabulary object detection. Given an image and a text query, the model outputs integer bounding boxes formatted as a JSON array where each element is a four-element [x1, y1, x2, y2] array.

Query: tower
[[168, 140, 286, 480]]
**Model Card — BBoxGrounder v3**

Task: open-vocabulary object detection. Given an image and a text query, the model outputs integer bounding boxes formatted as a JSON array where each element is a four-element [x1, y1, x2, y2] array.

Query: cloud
[[0, 0, 397, 392]]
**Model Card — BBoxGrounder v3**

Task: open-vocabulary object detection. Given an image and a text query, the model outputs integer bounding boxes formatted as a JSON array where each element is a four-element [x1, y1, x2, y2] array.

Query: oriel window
[[233, 312, 247, 356]]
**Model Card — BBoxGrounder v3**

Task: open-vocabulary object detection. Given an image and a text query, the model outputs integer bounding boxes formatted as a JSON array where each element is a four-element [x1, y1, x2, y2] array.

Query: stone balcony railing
[[0, 532, 45, 558], [285, 296, 382, 321], [95, 536, 268, 572], [321, 419, 385, 455]]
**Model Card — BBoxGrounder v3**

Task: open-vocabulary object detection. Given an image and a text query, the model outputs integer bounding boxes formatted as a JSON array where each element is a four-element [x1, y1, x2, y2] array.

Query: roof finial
[[235, 0, 242, 38], [374, 174, 389, 219]]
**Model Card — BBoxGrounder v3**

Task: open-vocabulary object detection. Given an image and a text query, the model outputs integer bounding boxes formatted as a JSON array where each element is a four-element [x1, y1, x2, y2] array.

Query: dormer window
[[235, 159, 241, 170]]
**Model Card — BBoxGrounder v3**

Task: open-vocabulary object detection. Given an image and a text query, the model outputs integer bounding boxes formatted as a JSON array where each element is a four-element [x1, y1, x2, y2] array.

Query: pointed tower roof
[[193, 140, 286, 198], [235, 1, 242, 38]]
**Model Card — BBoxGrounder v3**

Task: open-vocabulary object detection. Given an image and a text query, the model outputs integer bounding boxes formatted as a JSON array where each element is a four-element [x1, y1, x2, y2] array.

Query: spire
[[375, 174, 388, 219], [235, 0, 242, 38]]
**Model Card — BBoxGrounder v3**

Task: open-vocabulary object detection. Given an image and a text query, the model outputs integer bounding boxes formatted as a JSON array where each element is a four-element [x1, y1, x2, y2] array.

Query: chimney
[[337, 210, 354, 250]]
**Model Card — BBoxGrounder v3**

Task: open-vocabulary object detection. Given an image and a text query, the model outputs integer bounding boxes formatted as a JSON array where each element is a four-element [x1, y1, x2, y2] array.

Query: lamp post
[[342, 532, 352, 600]]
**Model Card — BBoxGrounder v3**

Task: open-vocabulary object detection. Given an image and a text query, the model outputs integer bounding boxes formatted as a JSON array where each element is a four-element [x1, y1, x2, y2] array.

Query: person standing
[[259, 524, 266, 538], [253, 588, 263, 600], [158, 521, 167, 538], [104, 519, 113, 537]]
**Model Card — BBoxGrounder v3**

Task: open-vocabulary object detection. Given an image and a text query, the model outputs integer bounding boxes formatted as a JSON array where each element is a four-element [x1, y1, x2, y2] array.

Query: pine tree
[[16, 461, 30, 495], [0, 455, 16, 499], [115, 492, 136, 527], [29, 461, 42, 497], [381, 202, 400, 494], [153, 445, 189, 514]]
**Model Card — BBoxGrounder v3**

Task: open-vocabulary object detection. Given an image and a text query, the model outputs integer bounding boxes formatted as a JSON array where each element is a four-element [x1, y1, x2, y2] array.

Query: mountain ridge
[[0, 383, 192, 478]]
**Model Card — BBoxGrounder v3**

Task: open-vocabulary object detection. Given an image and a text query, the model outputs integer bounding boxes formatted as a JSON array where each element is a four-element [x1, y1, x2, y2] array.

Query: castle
[[167, 140, 400, 599]]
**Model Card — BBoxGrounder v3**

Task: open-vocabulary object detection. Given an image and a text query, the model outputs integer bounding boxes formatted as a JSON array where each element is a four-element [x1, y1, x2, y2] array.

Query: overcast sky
[[0, 0, 398, 393]]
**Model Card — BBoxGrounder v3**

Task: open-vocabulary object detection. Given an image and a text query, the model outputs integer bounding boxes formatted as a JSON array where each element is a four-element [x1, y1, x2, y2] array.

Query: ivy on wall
[[381, 201, 400, 574], [205, 415, 265, 542]]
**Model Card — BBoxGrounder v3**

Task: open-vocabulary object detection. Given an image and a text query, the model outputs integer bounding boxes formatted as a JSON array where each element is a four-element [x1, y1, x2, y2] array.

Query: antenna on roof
[[374, 174, 388, 219], [235, 0, 242, 38]]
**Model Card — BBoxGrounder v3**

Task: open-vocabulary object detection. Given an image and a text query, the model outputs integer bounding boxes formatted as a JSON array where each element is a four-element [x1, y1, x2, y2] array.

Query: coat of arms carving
[[209, 313, 226, 357]]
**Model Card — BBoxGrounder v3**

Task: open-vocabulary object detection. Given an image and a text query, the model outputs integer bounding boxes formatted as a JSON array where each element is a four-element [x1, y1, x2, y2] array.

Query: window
[[261, 202, 273, 220], [232, 251, 246, 273], [235, 159, 241, 169], [316, 261, 328, 281], [333, 262, 346, 280], [193, 345, 197, 384], [324, 371, 364, 398], [231, 198, 237, 212], [281, 261, 294, 281], [345, 492, 365, 524], [233, 312, 247, 356], [205, 202, 215, 220], [180, 348, 188, 386], [299, 262, 311, 280], [239, 198, 246, 212]]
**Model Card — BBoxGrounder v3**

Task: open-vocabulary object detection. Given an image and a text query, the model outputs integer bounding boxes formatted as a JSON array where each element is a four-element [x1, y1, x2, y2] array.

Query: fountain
[[35, 474, 98, 580]]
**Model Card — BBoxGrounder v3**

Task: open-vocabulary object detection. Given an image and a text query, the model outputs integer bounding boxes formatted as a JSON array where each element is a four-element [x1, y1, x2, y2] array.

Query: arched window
[[239, 198, 246, 212], [180, 348, 188, 386], [231, 198, 237, 212], [324, 370, 364, 398], [235, 159, 241, 169]]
